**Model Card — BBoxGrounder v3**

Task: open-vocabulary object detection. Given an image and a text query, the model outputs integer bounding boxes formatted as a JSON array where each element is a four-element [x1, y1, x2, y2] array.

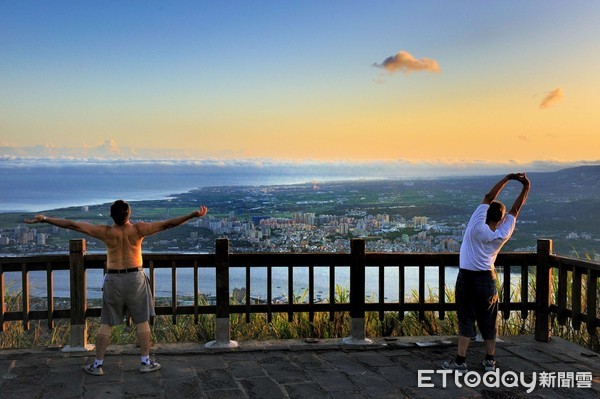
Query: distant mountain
[[528, 165, 600, 197]]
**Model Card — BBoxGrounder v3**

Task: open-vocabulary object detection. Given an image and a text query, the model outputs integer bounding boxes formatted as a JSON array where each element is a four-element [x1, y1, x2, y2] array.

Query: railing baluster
[[21, 263, 30, 330], [171, 260, 177, 324], [267, 266, 272, 323], [503, 265, 511, 320], [46, 262, 54, 329], [557, 260, 568, 325], [378, 264, 384, 325], [193, 260, 199, 324], [521, 263, 528, 320], [585, 270, 597, 337], [245, 264, 251, 323], [438, 261, 445, 320], [572, 267, 582, 330], [309, 265, 314, 325], [418, 264, 425, 321], [288, 264, 294, 323], [398, 263, 405, 321], [329, 264, 335, 322], [0, 263, 4, 331]]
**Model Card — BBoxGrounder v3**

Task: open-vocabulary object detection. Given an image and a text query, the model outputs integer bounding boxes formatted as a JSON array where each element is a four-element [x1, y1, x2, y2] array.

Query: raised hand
[[196, 205, 208, 218]]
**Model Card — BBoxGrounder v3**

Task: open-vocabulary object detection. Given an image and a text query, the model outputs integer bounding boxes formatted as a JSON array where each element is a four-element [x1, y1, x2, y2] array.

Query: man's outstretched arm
[[136, 205, 208, 237], [508, 174, 531, 218], [24, 215, 109, 239]]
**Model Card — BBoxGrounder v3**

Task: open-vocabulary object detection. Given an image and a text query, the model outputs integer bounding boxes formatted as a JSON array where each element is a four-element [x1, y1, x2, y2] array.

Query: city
[[2, 167, 599, 260]]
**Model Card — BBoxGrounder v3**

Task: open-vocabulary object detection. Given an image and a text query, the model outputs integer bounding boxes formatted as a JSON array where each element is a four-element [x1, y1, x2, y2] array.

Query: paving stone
[[238, 376, 286, 399], [318, 352, 368, 376], [162, 377, 206, 399], [122, 372, 163, 396], [329, 391, 371, 399], [204, 388, 247, 399], [83, 383, 125, 399], [306, 369, 358, 392], [187, 354, 227, 370], [284, 382, 330, 399], [154, 357, 196, 379], [351, 350, 396, 367], [41, 378, 85, 399], [197, 368, 237, 391], [229, 360, 266, 378], [350, 369, 398, 397], [289, 352, 331, 371], [262, 359, 308, 384]]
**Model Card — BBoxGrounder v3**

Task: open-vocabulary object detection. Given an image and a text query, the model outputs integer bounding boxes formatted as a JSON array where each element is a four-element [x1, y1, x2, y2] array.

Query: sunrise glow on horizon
[[1, 2, 600, 165]]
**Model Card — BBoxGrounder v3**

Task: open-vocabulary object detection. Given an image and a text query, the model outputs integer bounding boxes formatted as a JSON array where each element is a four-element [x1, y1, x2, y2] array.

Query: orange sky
[[1, 2, 599, 165]]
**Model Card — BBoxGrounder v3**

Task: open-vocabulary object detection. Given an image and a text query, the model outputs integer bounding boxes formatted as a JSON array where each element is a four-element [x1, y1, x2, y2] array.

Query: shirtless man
[[25, 200, 208, 375]]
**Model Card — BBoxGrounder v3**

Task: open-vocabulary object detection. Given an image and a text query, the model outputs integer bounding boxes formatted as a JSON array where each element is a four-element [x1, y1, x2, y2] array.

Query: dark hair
[[110, 200, 130, 225], [486, 201, 506, 224]]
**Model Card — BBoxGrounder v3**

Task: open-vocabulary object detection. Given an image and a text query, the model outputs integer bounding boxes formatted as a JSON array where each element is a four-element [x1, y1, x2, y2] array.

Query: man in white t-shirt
[[443, 173, 530, 373]]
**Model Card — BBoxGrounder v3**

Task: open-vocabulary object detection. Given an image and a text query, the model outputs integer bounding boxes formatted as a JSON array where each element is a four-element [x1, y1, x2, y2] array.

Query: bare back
[[103, 222, 145, 269]]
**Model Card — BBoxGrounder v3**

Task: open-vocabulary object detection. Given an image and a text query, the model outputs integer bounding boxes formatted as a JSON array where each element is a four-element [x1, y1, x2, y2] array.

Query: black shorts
[[455, 269, 499, 340]]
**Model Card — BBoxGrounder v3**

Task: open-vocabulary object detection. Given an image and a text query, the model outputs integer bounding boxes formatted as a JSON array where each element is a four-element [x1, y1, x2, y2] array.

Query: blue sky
[[1, 1, 600, 170]]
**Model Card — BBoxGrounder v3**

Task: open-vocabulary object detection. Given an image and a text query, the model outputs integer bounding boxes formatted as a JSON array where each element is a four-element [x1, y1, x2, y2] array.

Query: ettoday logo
[[418, 369, 593, 393]]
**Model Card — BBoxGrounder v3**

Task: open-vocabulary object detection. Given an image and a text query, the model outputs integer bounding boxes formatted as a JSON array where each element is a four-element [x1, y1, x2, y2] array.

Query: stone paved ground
[[1, 335, 598, 398]]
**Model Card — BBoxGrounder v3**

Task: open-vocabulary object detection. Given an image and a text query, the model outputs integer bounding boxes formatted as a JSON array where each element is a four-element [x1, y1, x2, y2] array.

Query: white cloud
[[540, 88, 564, 109], [373, 51, 441, 75]]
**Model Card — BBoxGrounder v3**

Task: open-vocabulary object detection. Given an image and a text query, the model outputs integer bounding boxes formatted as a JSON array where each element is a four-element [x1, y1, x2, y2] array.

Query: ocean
[[5, 265, 469, 302], [0, 162, 330, 213]]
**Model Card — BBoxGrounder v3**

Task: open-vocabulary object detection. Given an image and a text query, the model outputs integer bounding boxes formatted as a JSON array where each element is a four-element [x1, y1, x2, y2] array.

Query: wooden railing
[[0, 239, 598, 350]]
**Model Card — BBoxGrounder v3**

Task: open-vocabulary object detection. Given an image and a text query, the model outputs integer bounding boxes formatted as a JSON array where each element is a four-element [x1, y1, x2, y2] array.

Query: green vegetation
[[2, 277, 597, 352]]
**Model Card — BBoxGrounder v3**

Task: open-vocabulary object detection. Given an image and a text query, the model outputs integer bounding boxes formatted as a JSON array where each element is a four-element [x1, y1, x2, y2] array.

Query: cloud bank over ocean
[[1, 150, 596, 180]]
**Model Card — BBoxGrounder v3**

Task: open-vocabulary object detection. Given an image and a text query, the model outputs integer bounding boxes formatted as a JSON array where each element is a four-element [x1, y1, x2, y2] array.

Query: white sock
[[141, 355, 150, 364], [93, 359, 103, 367]]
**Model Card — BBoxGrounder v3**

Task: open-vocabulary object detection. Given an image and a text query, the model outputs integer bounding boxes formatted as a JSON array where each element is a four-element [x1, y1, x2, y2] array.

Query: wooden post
[[62, 239, 93, 352], [205, 238, 237, 349], [534, 239, 553, 342], [343, 239, 372, 345]]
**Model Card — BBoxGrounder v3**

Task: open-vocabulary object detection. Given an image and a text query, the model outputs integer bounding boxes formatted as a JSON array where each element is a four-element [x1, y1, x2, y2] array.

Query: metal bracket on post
[[342, 239, 372, 345], [205, 238, 238, 349]]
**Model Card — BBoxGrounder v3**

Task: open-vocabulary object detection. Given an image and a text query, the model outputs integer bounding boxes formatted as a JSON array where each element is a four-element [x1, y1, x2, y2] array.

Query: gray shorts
[[100, 271, 155, 325]]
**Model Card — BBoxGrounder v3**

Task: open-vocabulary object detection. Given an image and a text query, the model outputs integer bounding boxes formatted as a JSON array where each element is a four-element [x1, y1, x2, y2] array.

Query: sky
[[1, 1, 600, 171]]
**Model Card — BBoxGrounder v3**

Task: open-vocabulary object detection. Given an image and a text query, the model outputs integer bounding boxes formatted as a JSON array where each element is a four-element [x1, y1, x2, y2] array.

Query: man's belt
[[107, 267, 142, 274]]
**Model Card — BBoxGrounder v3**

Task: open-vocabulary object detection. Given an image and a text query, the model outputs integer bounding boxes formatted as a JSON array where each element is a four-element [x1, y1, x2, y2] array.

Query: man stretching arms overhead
[[443, 173, 530, 373]]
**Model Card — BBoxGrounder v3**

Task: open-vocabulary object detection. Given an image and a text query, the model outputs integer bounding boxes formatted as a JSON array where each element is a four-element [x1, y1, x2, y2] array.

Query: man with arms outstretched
[[443, 173, 530, 373], [25, 200, 208, 375]]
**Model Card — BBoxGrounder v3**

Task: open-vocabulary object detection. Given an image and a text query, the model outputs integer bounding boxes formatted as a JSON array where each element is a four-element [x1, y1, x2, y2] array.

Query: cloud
[[539, 88, 564, 109], [373, 51, 441, 75]]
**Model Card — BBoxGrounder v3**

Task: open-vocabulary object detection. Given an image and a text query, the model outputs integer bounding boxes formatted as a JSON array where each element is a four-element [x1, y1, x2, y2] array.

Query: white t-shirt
[[459, 204, 516, 271]]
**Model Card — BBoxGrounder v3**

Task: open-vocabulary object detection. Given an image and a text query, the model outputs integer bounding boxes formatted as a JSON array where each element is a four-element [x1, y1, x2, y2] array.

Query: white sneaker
[[140, 359, 161, 373], [441, 359, 468, 374]]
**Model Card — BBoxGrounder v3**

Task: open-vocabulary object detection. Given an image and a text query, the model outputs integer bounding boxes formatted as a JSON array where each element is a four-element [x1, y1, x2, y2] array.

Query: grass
[[1, 275, 598, 352]]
